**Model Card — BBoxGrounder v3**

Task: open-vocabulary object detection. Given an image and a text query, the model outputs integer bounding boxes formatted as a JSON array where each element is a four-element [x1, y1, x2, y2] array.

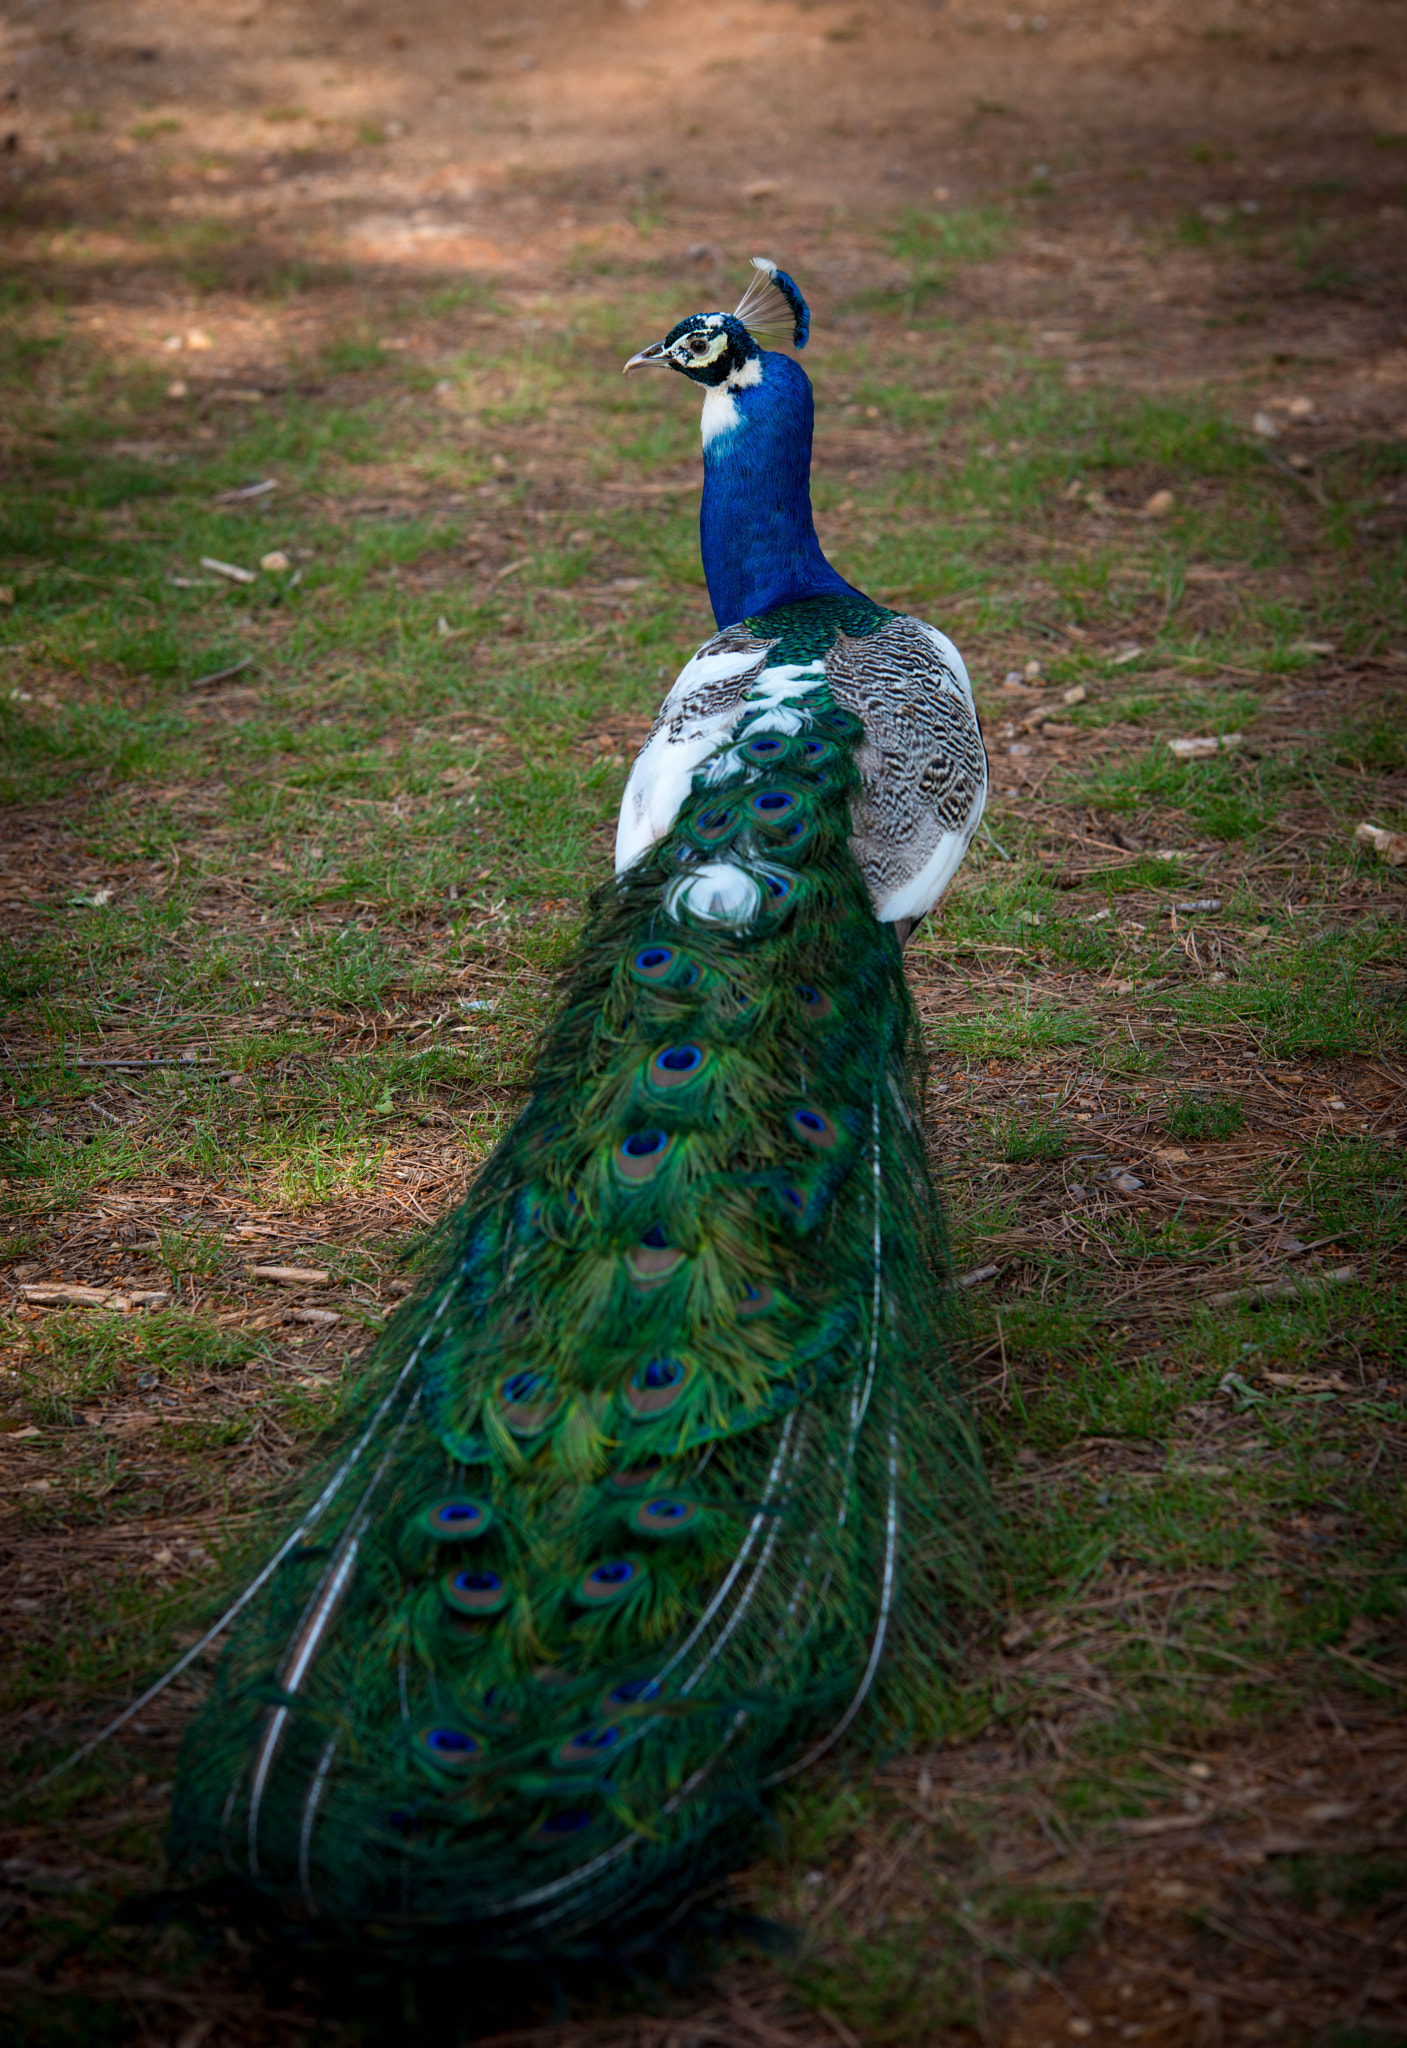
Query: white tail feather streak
[[757, 1392, 901, 1789], [244, 1388, 424, 1873], [1, 1311, 444, 1814]]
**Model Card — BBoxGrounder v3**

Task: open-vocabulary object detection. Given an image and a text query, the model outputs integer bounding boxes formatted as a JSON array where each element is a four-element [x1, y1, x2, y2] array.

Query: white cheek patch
[[699, 351, 762, 446], [676, 330, 729, 370]]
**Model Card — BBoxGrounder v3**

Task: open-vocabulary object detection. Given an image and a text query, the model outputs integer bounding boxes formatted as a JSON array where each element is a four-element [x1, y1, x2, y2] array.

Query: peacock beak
[[623, 341, 670, 375]]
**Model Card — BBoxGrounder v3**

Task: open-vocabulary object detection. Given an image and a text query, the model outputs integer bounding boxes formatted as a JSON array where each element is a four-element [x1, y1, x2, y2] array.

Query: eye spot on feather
[[606, 1465, 663, 1494], [741, 735, 787, 763], [413, 1725, 487, 1769], [497, 1368, 557, 1433], [761, 872, 793, 900], [814, 704, 865, 741], [738, 1282, 777, 1319], [607, 1676, 663, 1707], [613, 1127, 672, 1184], [419, 1497, 494, 1541], [791, 1107, 841, 1150], [630, 944, 702, 990], [632, 944, 677, 981], [498, 1370, 561, 1436], [633, 1496, 702, 1536], [441, 1567, 509, 1616], [750, 789, 796, 818], [625, 1237, 687, 1290], [796, 983, 834, 1021], [647, 1042, 708, 1090], [526, 1807, 597, 1848], [622, 1354, 690, 1416], [575, 1558, 644, 1605], [555, 1725, 622, 1767], [688, 803, 740, 847]]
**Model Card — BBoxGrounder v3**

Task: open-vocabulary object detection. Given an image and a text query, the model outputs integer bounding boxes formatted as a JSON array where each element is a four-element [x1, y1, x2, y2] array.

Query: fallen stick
[[0, 1056, 217, 1069], [17, 1284, 170, 1309], [1205, 1265, 1355, 1309]]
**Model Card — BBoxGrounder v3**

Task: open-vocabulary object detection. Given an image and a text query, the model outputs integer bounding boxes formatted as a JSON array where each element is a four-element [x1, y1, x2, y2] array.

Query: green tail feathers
[[170, 597, 988, 1953]]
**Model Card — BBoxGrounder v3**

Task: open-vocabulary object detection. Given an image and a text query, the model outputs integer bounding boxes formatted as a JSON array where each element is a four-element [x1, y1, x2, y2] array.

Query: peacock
[[122, 260, 992, 1963]]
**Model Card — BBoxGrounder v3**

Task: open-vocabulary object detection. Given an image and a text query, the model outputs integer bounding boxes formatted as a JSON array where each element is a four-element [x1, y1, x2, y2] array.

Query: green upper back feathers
[[168, 573, 985, 1949]]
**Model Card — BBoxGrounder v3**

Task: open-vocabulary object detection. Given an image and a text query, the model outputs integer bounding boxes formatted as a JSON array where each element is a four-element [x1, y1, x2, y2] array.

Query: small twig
[[0, 1055, 217, 1069], [1323, 1644, 1407, 1693], [187, 657, 255, 690], [1205, 1264, 1355, 1308]]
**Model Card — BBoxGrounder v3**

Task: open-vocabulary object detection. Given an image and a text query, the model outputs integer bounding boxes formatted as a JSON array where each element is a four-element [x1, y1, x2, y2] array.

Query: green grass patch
[[882, 204, 1018, 316], [933, 1000, 1095, 1058], [1164, 1091, 1246, 1142], [1173, 923, 1405, 1059], [989, 1109, 1069, 1162]]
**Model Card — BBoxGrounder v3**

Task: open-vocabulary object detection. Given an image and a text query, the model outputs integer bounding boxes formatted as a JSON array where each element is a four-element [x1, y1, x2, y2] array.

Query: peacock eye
[[687, 334, 709, 356]]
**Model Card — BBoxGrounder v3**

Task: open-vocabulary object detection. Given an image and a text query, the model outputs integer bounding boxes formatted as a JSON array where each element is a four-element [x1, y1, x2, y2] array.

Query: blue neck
[[698, 350, 863, 629]]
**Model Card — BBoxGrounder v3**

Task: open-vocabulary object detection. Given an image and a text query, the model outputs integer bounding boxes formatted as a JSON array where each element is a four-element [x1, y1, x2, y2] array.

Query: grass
[[0, 175, 1405, 2048], [989, 1109, 1069, 1162], [1164, 1091, 1245, 1142], [883, 204, 1018, 316]]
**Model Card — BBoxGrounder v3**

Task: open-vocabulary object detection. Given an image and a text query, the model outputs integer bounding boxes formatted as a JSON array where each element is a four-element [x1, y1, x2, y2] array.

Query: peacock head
[[623, 257, 809, 388]]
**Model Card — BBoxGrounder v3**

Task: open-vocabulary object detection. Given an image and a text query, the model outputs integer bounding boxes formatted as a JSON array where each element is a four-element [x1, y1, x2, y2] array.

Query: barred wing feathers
[[617, 602, 988, 936]]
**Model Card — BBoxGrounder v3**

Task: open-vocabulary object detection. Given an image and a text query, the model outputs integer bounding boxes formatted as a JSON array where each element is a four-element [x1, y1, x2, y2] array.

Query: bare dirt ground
[[2, 1, 1406, 2044]]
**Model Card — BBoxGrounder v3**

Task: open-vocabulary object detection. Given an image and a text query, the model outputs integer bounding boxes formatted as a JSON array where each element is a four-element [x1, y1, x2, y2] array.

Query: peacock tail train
[[168, 593, 988, 1956]]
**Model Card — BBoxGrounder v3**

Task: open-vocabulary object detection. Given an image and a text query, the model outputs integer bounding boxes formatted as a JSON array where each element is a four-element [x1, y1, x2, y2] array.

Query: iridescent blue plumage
[[625, 259, 856, 627]]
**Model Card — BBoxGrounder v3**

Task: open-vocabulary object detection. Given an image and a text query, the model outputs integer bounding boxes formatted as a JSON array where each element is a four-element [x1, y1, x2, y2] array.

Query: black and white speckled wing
[[823, 614, 987, 929], [616, 610, 986, 934]]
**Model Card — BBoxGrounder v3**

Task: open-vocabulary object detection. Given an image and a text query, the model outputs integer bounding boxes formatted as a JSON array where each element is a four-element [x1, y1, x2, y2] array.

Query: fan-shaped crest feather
[[734, 256, 810, 349]]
